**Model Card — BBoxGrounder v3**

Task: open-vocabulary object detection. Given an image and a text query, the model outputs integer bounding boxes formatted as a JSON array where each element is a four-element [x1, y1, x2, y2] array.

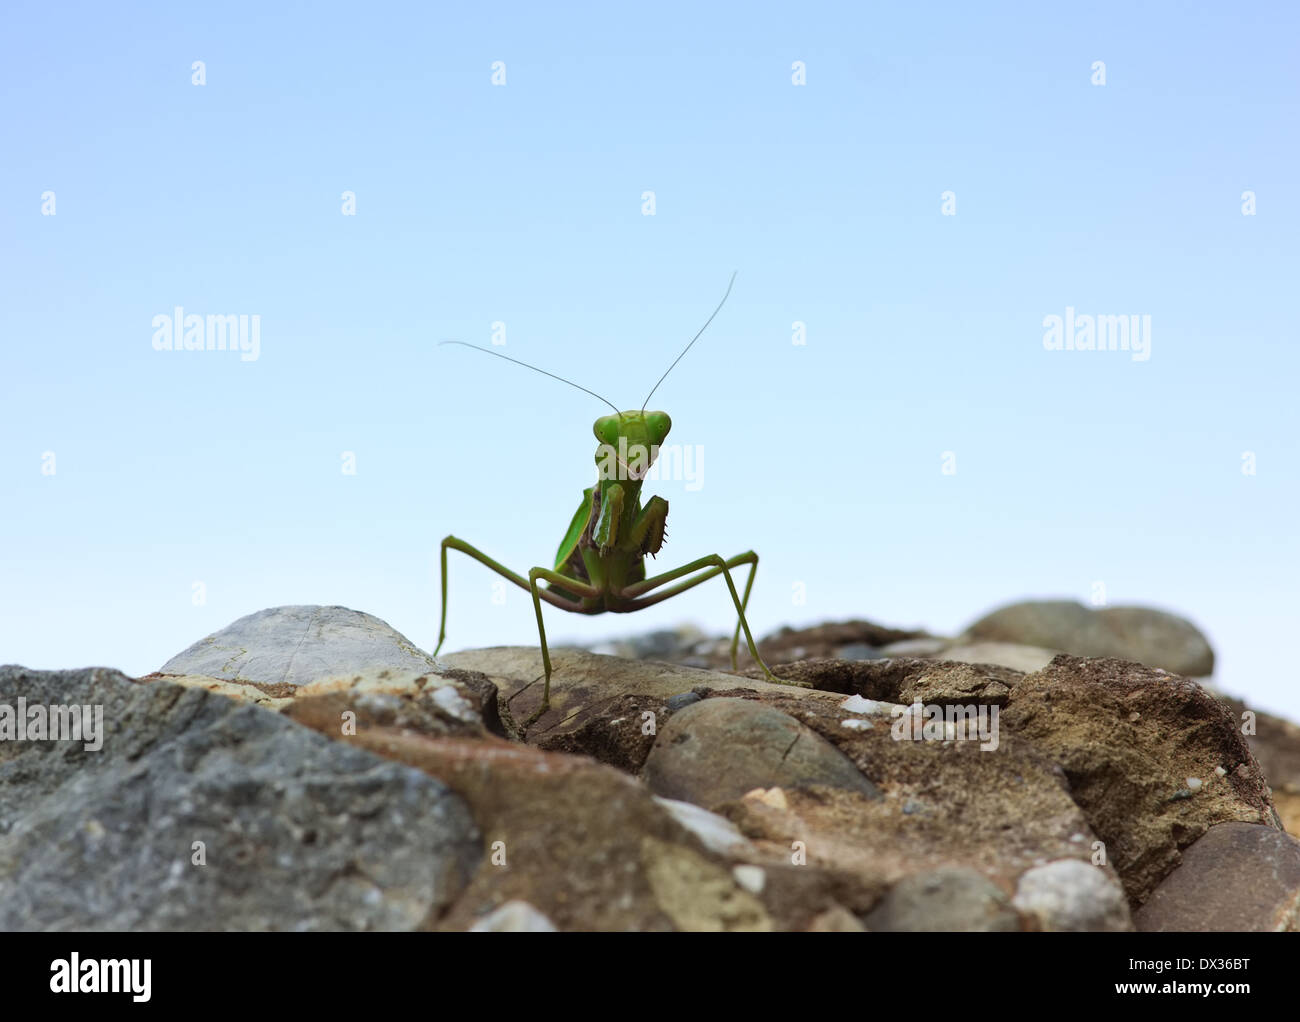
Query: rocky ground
[[1, 599, 1297, 931]]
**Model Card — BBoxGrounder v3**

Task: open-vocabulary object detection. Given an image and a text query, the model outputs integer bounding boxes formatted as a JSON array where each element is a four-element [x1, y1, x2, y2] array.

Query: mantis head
[[594, 411, 671, 482]]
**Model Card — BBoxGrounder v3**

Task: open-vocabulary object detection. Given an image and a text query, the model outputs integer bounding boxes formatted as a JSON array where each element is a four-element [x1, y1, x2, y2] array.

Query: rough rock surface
[[0, 665, 481, 930], [6, 603, 1295, 931], [999, 654, 1277, 904]]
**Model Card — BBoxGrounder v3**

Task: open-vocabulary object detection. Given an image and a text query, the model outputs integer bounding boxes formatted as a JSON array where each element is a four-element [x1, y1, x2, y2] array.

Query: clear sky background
[[3, 2, 1297, 719]]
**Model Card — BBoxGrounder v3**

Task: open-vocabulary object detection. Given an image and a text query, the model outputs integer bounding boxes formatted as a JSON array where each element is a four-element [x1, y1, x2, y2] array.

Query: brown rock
[[1134, 823, 1300, 931], [1000, 655, 1279, 904]]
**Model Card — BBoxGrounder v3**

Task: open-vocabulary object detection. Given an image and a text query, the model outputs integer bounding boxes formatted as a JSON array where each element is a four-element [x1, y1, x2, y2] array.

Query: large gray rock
[[0, 666, 481, 930], [962, 600, 1214, 676], [157, 605, 437, 687]]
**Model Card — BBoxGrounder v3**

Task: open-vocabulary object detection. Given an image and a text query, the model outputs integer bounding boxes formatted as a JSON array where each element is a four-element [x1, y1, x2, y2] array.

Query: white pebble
[[1186, 777, 1202, 792], [841, 718, 874, 730], [840, 694, 890, 714], [732, 865, 767, 894], [1215, 766, 1227, 777], [430, 684, 477, 722]]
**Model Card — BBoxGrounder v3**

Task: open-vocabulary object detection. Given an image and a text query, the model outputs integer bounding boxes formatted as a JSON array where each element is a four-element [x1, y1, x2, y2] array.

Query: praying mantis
[[434, 274, 807, 728]]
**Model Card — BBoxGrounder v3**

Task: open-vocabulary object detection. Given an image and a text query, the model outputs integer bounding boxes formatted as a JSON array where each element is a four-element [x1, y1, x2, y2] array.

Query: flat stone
[[641, 697, 881, 809], [1134, 822, 1300, 931]]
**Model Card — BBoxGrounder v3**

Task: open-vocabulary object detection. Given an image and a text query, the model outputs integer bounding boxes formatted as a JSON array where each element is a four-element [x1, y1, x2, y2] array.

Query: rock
[[1214, 694, 1300, 836], [653, 797, 756, 858], [878, 637, 950, 658], [1013, 860, 1132, 931], [157, 604, 438, 688], [834, 644, 883, 661], [732, 864, 767, 894], [717, 682, 1109, 918], [962, 600, 1214, 676], [0, 666, 481, 931], [440, 646, 836, 746], [588, 625, 706, 662], [805, 905, 867, 931], [1134, 823, 1300, 931], [468, 901, 558, 932], [935, 641, 1059, 674], [279, 703, 847, 931], [11, 597, 1293, 934], [609, 619, 932, 672], [641, 697, 882, 809], [146, 605, 498, 737], [864, 868, 1019, 932], [1000, 655, 1278, 904], [641, 837, 772, 932]]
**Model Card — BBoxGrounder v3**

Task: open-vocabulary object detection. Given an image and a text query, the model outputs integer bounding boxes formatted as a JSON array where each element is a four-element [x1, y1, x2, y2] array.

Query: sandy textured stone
[[1000, 655, 1278, 904]]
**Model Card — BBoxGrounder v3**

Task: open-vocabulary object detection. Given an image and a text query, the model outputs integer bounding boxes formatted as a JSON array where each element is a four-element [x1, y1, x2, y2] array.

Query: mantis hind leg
[[524, 565, 602, 729]]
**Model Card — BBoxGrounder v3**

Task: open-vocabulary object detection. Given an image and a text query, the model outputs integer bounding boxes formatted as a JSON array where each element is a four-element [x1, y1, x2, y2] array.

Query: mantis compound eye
[[644, 411, 671, 447], [593, 415, 621, 447]]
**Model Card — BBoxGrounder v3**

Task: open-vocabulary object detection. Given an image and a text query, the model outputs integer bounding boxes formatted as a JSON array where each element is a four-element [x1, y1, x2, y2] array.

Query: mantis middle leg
[[435, 537, 604, 730], [618, 553, 804, 686]]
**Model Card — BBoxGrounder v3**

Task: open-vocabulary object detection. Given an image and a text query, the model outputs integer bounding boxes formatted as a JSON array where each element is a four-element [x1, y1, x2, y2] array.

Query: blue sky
[[3, 2, 1298, 719]]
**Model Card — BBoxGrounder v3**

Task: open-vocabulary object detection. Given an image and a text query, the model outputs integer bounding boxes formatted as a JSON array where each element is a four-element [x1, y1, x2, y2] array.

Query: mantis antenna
[[641, 271, 738, 412], [439, 341, 622, 415]]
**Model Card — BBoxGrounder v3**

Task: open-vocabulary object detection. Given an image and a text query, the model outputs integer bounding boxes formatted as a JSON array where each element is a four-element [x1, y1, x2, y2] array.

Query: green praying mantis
[[434, 274, 807, 728]]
